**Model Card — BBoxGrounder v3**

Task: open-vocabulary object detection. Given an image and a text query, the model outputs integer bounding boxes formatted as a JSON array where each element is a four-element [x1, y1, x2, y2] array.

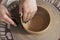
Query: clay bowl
[[21, 1, 60, 34]]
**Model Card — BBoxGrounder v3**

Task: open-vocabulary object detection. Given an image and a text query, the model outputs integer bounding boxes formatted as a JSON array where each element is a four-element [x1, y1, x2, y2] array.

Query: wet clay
[[28, 7, 50, 32]]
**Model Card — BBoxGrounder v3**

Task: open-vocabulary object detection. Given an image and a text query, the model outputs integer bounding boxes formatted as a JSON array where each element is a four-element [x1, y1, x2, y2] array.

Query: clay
[[28, 7, 50, 32], [21, 6, 50, 34]]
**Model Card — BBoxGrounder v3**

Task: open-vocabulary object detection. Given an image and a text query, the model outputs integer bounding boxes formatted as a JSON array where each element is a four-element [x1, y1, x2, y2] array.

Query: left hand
[[19, 0, 37, 22]]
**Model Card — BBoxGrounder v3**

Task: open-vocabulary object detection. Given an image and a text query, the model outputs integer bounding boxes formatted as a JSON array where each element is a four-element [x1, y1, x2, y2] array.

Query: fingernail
[[22, 19, 27, 23]]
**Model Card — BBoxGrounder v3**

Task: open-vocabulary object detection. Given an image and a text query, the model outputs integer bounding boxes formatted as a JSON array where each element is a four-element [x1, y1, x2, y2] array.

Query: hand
[[0, 5, 16, 26], [19, 0, 37, 22]]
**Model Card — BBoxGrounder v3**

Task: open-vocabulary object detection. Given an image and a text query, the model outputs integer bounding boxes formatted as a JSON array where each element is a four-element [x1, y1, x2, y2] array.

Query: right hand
[[19, 0, 37, 23], [0, 5, 16, 26]]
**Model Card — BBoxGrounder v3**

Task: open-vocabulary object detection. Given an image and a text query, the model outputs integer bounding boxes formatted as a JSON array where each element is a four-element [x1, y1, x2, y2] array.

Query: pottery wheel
[[11, 0, 60, 40], [0, 0, 60, 40]]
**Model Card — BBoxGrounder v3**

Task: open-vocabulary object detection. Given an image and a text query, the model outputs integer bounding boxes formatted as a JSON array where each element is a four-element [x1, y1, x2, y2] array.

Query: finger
[[5, 8, 11, 18], [29, 7, 37, 20], [24, 11, 32, 22], [25, 11, 30, 22], [1, 19, 9, 24], [26, 10, 37, 22], [3, 15, 17, 26], [22, 10, 29, 22], [29, 11, 36, 20]]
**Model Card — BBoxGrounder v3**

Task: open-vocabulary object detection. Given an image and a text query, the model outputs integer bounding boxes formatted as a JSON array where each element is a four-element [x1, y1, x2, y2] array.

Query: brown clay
[[28, 7, 50, 32]]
